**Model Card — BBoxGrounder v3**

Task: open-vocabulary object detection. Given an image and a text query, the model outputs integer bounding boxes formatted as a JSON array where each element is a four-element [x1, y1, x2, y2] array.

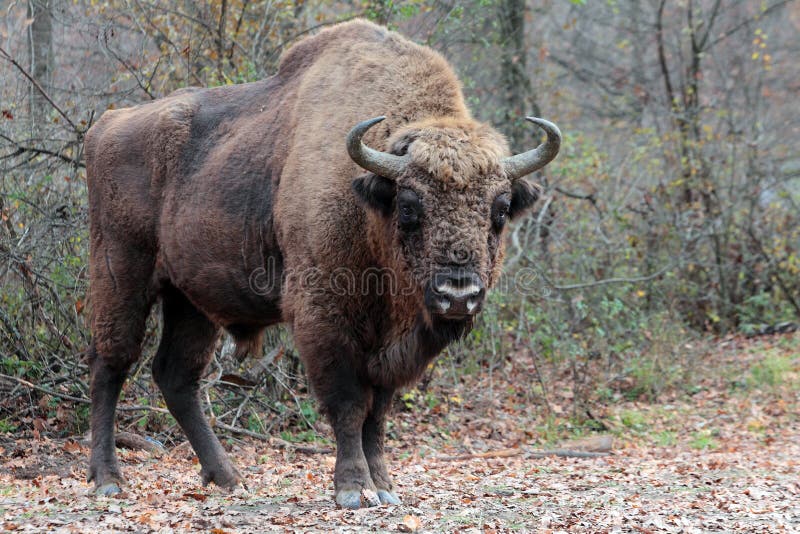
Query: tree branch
[[100, 30, 157, 100], [265, 14, 365, 62], [709, 0, 791, 48], [655, 0, 676, 111], [0, 373, 88, 404], [542, 262, 674, 291], [0, 134, 84, 167], [0, 46, 81, 135]]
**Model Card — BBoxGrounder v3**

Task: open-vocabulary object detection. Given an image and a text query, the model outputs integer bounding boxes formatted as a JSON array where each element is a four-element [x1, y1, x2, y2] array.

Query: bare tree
[[496, 0, 540, 153], [27, 0, 53, 128]]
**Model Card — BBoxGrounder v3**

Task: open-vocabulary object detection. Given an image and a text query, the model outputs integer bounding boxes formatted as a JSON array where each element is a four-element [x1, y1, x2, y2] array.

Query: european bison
[[84, 19, 560, 508]]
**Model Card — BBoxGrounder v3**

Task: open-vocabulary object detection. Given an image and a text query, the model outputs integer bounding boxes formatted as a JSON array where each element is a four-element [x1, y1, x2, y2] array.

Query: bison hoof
[[94, 481, 123, 497], [377, 489, 401, 505], [336, 488, 381, 509], [201, 466, 243, 491]]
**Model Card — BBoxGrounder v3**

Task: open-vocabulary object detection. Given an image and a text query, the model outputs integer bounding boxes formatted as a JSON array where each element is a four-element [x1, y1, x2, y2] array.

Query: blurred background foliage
[[1, 0, 798, 441]]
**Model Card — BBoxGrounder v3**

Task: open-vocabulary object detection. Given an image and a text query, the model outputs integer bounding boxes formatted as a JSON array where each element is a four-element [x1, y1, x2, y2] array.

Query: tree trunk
[[27, 0, 53, 129], [496, 0, 539, 153], [629, 0, 647, 122]]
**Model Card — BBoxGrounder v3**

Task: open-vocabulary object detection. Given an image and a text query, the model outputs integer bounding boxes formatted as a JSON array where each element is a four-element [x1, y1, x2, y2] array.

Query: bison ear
[[509, 178, 542, 220], [352, 173, 396, 216]]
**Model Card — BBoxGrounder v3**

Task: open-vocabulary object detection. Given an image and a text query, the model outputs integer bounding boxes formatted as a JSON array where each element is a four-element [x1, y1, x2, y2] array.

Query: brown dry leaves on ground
[[1, 334, 798, 533]]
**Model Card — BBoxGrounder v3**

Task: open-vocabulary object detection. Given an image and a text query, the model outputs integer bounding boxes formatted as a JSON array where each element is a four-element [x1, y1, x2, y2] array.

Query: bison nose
[[425, 269, 486, 319]]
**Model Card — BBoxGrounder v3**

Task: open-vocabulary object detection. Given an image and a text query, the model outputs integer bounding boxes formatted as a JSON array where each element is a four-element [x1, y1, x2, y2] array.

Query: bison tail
[[226, 325, 265, 362]]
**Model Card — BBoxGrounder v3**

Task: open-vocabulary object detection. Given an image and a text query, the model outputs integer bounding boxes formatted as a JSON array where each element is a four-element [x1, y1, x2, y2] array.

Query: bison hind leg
[[87, 261, 153, 495], [152, 285, 242, 490], [87, 343, 139, 496]]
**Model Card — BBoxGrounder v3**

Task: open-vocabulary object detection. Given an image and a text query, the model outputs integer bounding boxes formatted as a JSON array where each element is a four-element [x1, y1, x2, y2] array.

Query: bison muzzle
[[83, 19, 561, 508]]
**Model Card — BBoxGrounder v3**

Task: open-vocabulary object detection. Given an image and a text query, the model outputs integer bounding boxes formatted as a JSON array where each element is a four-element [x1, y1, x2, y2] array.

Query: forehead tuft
[[388, 118, 509, 189]]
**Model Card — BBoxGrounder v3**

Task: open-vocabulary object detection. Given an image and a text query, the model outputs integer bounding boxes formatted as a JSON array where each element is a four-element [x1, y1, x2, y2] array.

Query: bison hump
[[147, 99, 197, 183]]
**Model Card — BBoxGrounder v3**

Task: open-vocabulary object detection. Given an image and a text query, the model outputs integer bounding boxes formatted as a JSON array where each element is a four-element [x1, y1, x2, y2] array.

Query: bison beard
[[82, 19, 560, 507], [369, 314, 472, 387]]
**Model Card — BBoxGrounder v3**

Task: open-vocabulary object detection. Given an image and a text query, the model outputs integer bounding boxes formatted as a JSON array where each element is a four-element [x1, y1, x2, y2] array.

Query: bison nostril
[[437, 281, 480, 299], [427, 269, 485, 317], [436, 277, 482, 299]]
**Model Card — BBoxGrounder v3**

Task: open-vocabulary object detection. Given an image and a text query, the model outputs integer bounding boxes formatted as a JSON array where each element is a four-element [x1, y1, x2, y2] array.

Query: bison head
[[348, 116, 560, 323]]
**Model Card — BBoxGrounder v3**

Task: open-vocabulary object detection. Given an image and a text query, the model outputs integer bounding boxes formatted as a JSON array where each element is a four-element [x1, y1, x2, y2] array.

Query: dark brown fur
[[83, 19, 544, 507]]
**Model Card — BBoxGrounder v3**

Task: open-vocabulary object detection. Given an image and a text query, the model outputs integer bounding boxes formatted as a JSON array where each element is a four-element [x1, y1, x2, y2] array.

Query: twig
[[0, 134, 85, 168], [554, 186, 596, 203], [0, 376, 173, 415], [526, 449, 610, 459], [209, 419, 285, 444], [0, 373, 87, 404], [114, 431, 165, 454], [266, 15, 364, 62], [0, 308, 31, 360], [211, 420, 270, 440], [541, 262, 674, 291], [100, 32, 156, 99], [270, 436, 334, 455], [0, 46, 81, 135], [746, 227, 800, 319], [216, 0, 227, 81], [435, 448, 521, 462], [4, 250, 76, 350], [227, 0, 250, 61], [117, 404, 169, 414], [435, 447, 610, 462], [214, 420, 334, 456], [708, 0, 791, 47]]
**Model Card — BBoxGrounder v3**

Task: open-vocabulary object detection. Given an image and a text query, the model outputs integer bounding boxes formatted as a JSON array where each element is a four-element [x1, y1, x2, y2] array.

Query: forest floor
[[0, 332, 798, 533]]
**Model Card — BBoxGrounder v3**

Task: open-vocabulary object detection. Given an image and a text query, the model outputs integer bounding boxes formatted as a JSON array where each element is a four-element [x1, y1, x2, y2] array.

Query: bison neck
[[367, 314, 471, 388]]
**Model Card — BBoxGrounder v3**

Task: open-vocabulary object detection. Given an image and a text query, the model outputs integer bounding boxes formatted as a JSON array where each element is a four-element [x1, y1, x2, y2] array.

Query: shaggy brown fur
[[83, 19, 555, 508]]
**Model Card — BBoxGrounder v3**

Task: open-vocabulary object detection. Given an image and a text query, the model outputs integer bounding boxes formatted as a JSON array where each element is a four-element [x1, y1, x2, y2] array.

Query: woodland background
[[0, 0, 798, 452]]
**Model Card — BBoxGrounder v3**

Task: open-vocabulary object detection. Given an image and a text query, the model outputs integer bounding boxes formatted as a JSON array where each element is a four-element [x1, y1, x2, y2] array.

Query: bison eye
[[397, 189, 422, 231], [491, 194, 511, 232]]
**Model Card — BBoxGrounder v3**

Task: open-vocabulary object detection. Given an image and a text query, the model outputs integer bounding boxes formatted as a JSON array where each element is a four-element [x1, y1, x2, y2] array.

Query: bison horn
[[346, 116, 410, 180], [502, 117, 562, 180]]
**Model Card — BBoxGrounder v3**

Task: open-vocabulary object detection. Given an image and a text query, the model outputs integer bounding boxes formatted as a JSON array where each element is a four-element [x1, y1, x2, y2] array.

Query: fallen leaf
[[63, 440, 81, 454], [398, 515, 421, 532]]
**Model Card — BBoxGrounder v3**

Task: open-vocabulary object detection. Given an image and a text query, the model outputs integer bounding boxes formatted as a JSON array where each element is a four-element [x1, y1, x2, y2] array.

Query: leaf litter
[[0, 333, 798, 532]]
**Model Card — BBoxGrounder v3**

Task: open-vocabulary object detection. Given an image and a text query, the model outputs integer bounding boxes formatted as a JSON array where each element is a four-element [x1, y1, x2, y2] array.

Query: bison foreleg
[[152, 286, 242, 490], [362, 386, 400, 505], [312, 367, 377, 508]]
